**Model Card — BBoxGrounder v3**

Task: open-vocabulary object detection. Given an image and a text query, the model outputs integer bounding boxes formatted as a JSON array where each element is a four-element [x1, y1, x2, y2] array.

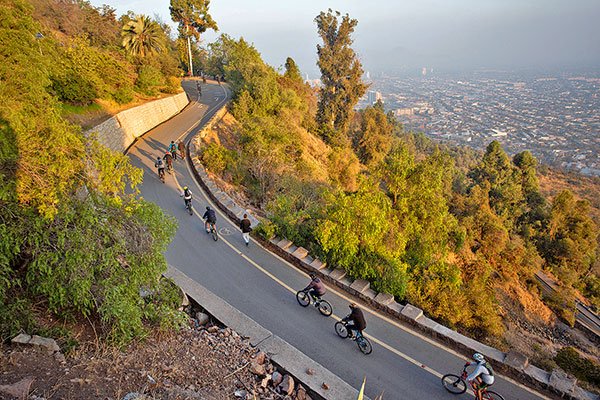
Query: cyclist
[[465, 353, 495, 400], [302, 273, 326, 301], [168, 140, 178, 160], [180, 186, 193, 210], [163, 151, 173, 173], [178, 140, 186, 160], [203, 205, 217, 233], [342, 303, 366, 340], [155, 156, 165, 180]]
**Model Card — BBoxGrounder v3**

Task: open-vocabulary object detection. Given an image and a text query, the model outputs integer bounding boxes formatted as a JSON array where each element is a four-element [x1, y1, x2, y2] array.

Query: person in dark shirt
[[203, 206, 217, 233], [343, 303, 366, 339], [240, 213, 252, 246]]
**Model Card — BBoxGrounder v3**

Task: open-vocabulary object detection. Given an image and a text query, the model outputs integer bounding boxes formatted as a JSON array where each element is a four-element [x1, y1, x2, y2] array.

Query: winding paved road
[[128, 81, 548, 400]]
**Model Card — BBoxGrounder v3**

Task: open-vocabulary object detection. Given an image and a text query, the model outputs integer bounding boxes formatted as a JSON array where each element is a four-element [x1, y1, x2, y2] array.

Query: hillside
[[191, 34, 600, 378]]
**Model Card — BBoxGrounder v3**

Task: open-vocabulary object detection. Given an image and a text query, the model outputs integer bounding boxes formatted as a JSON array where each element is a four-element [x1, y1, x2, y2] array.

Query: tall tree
[[170, 0, 217, 76], [283, 57, 303, 83], [315, 9, 367, 145], [121, 15, 164, 58]]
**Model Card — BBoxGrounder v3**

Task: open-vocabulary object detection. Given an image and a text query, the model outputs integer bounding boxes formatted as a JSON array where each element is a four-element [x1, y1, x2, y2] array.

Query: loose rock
[[249, 361, 266, 376], [272, 371, 283, 386], [11, 333, 32, 345], [196, 312, 210, 326], [0, 377, 34, 399], [278, 374, 294, 396], [29, 335, 60, 353]]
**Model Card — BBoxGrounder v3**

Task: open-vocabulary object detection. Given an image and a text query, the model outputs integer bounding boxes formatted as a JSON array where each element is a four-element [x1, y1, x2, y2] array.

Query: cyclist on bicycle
[[178, 140, 185, 160], [342, 303, 366, 340], [203, 206, 217, 233], [465, 353, 495, 400], [168, 140, 178, 160], [302, 273, 326, 300], [163, 151, 173, 172], [155, 156, 165, 178], [180, 186, 193, 209]]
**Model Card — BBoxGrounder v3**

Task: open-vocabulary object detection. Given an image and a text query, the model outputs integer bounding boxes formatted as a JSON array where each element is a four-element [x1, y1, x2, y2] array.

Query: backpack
[[484, 361, 495, 377], [155, 159, 164, 168]]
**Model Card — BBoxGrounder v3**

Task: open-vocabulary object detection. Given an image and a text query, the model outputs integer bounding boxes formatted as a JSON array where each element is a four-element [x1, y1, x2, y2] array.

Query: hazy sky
[[90, 0, 600, 76]]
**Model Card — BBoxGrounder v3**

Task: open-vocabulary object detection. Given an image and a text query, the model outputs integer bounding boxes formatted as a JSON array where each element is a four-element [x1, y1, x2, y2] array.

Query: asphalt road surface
[[128, 81, 548, 400]]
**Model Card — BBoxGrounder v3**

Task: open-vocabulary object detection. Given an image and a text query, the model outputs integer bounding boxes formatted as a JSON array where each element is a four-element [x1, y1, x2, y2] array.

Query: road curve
[[128, 81, 548, 400]]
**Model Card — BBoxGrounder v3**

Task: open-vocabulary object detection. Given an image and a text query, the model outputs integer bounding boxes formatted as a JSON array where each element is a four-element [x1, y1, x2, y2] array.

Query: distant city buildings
[[361, 73, 600, 176], [367, 90, 383, 104]]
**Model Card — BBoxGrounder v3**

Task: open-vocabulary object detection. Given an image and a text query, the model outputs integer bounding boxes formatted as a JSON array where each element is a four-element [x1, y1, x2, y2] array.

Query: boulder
[[0, 377, 34, 399], [234, 389, 247, 398], [278, 374, 294, 396], [29, 335, 60, 353], [11, 333, 32, 345]]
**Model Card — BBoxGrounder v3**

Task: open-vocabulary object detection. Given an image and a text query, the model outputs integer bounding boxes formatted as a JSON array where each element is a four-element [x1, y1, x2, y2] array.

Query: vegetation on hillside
[[0, 0, 194, 345], [196, 11, 599, 341]]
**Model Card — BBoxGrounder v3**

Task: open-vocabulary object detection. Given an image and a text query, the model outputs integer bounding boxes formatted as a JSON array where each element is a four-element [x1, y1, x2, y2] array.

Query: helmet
[[166, 151, 170, 155], [183, 186, 188, 190], [349, 302, 357, 309], [157, 156, 161, 160], [473, 353, 485, 363], [309, 273, 316, 280], [206, 206, 211, 211]]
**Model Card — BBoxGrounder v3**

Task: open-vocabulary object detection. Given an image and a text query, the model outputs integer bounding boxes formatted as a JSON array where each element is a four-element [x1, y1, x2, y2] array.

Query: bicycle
[[441, 366, 504, 400], [205, 220, 218, 241], [334, 319, 372, 355], [184, 198, 193, 215], [296, 289, 332, 316]]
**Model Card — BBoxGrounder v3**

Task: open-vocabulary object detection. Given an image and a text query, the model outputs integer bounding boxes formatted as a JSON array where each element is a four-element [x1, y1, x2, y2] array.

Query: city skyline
[[89, 0, 600, 76]]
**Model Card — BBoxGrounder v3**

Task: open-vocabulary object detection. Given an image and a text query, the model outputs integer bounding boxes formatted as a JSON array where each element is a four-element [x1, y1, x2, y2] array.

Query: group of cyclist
[[302, 273, 495, 400], [155, 141, 186, 180]]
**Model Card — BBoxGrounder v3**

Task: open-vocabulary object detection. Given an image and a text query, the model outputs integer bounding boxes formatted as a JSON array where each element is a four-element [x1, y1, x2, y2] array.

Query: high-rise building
[[367, 91, 383, 104], [422, 67, 427, 76]]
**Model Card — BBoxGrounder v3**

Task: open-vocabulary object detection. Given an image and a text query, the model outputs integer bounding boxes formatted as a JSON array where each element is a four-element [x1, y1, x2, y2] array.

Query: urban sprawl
[[360, 72, 600, 176]]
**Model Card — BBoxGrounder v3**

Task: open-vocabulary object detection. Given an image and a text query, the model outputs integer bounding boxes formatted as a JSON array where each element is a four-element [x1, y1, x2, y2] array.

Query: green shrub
[[555, 347, 600, 386], [201, 142, 233, 175], [50, 73, 97, 105], [112, 86, 134, 104], [162, 76, 181, 94], [254, 220, 276, 240], [135, 64, 165, 96], [0, 297, 36, 342]]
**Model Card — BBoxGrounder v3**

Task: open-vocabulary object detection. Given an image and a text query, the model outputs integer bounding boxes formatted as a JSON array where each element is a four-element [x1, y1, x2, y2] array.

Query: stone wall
[[87, 91, 189, 153]]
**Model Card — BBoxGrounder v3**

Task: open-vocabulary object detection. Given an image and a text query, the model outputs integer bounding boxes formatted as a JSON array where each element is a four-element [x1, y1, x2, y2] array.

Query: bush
[[555, 347, 600, 386], [254, 220, 276, 240], [136, 64, 165, 96], [162, 76, 181, 94], [50, 73, 97, 105], [201, 143, 233, 175], [112, 86, 134, 104]]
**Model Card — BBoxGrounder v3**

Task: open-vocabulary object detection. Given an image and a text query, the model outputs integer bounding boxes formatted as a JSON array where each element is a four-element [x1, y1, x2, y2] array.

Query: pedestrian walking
[[240, 214, 252, 246]]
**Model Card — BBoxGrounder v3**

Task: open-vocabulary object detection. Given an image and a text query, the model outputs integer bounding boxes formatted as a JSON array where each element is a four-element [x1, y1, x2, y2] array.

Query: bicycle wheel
[[211, 226, 218, 241], [188, 203, 193, 215], [482, 390, 505, 400], [441, 374, 467, 394], [296, 291, 310, 307], [318, 300, 333, 316], [335, 322, 349, 338], [357, 336, 373, 355]]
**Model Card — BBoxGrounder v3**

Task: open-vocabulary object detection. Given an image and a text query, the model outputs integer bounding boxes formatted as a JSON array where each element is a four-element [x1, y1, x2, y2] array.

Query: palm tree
[[121, 15, 164, 58]]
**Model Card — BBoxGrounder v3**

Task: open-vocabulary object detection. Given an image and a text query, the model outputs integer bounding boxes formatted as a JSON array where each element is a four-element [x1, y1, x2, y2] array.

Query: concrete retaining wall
[[87, 91, 189, 153]]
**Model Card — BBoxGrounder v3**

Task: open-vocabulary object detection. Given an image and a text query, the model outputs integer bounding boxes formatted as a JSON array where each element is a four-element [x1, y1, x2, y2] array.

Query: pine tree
[[314, 9, 367, 145]]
